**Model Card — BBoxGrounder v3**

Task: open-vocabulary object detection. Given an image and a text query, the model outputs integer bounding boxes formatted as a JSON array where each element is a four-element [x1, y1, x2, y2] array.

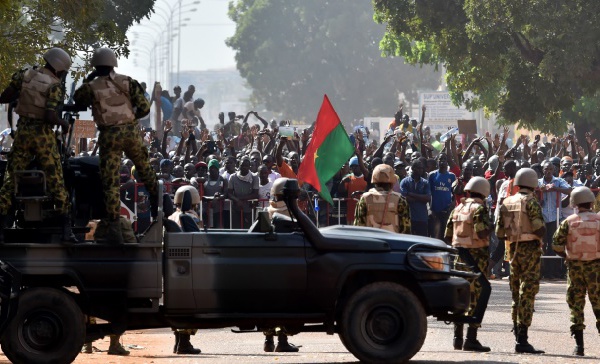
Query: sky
[[119, 0, 237, 87]]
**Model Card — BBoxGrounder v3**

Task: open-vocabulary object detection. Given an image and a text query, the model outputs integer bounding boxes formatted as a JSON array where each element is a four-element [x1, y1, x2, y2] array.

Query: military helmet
[[549, 156, 561, 167], [174, 186, 200, 205], [271, 177, 290, 198], [514, 168, 538, 189], [91, 47, 118, 67], [371, 164, 397, 184], [464, 176, 490, 197], [571, 186, 595, 206], [43, 48, 72, 72]]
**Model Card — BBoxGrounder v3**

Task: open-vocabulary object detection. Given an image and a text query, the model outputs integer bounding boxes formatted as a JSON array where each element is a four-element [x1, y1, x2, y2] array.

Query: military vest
[[565, 211, 600, 261], [88, 73, 135, 127], [14, 68, 60, 120], [362, 188, 401, 233], [501, 192, 539, 242], [451, 197, 488, 248]]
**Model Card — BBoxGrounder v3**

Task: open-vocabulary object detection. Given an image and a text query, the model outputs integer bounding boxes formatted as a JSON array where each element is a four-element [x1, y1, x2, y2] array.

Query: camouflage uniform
[[353, 187, 411, 234], [445, 199, 490, 328], [0, 70, 69, 215], [74, 75, 157, 220], [496, 193, 545, 328], [553, 212, 600, 333]]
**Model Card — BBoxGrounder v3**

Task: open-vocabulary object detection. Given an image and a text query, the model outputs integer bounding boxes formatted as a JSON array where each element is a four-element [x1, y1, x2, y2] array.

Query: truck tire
[[0, 287, 85, 364], [339, 282, 426, 364]]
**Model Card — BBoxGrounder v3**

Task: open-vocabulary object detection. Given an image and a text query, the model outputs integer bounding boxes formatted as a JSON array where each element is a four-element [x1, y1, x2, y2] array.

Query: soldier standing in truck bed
[[73, 47, 158, 244], [0, 47, 77, 243]]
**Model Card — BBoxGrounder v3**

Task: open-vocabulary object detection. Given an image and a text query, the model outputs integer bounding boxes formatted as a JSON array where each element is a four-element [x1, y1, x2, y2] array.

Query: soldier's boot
[[108, 335, 130, 356], [463, 327, 491, 352], [453, 323, 464, 350], [0, 214, 6, 244], [81, 342, 93, 354], [60, 214, 79, 243], [264, 334, 275, 352], [173, 331, 180, 354], [106, 218, 124, 245], [572, 330, 584, 356], [176, 333, 201, 354], [515, 326, 544, 354], [275, 334, 300, 352]]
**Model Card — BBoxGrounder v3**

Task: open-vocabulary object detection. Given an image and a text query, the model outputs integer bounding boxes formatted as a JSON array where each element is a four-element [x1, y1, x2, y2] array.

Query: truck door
[[192, 231, 307, 312]]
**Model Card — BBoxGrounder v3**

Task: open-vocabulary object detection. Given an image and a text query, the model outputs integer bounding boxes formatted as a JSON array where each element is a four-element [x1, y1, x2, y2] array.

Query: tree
[[226, 0, 439, 124], [0, 0, 155, 87], [373, 0, 600, 134]]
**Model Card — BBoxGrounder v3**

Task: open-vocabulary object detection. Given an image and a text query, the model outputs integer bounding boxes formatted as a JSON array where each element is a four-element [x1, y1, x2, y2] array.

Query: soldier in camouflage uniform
[[496, 168, 546, 354], [74, 48, 158, 244], [354, 164, 411, 234], [0, 48, 77, 243], [168, 186, 202, 354], [444, 176, 491, 352], [261, 177, 302, 353], [552, 186, 600, 356]]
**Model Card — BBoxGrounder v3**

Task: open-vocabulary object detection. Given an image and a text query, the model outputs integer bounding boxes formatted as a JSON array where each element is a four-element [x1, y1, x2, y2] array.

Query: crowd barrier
[[122, 182, 361, 233], [123, 182, 583, 234]]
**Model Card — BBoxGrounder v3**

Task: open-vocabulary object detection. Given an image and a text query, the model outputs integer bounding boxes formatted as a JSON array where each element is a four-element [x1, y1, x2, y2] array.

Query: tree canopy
[[0, 0, 155, 87], [373, 0, 600, 134], [226, 0, 439, 124]]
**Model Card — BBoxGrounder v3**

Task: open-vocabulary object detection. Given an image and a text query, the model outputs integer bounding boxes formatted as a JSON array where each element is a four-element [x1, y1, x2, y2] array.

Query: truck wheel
[[1, 287, 85, 364], [339, 282, 426, 364]]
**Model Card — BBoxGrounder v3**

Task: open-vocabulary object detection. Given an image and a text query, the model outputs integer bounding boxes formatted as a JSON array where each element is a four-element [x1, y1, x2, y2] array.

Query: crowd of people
[[2, 46, 600, 357]]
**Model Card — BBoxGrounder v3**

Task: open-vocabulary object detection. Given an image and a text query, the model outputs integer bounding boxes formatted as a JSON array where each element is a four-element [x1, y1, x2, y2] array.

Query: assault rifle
[[59, 81, 87, 163]]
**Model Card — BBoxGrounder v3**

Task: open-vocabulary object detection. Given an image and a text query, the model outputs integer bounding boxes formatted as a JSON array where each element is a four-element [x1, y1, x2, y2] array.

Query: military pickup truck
[[0, 177, 486, 364]]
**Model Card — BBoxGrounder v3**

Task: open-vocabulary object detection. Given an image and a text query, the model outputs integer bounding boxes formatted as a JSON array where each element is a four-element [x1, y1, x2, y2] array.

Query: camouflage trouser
[[566, 259, 600, 333], [98, 123, 157, 220], [455, 246, 489, 328], [508, 240, 542, 327], [0, 124, 69, 215]]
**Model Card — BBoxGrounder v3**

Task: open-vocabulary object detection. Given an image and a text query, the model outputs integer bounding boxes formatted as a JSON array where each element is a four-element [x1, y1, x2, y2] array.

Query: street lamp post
[[155, 0, 199, 87], [178, 4, 199, 85]]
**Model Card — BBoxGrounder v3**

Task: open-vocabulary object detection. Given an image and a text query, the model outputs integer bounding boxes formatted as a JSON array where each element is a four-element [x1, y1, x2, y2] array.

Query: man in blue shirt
[[538, 162, 571, 256], [400, 160, 431, 236], [428, 153, 456, 240]]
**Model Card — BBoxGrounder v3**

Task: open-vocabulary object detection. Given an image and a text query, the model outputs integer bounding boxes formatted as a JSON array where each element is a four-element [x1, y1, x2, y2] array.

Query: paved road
[[2, 279, 597, 363]]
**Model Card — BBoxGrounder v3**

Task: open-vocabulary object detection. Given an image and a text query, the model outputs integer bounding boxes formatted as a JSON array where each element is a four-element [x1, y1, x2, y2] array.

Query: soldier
[[169, 185, 201, 230], [73, 47, 158, 244], [0, 47, 77, 243], [354, 164, 411, 234], [552, 186, 600, 356], [261, 177, 302, 353], [444, 176, 491, 352], [496, 168, 545, 354]]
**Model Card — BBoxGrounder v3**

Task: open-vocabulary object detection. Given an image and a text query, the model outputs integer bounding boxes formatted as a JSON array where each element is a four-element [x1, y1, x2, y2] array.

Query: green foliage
[[0, 0, 155, 87], [226, 0, 440, 123], [373, 0, 600, 134]]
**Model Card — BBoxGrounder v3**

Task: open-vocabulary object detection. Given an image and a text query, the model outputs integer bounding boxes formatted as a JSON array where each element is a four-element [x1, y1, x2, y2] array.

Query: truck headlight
[[415, 252, 450, 272]]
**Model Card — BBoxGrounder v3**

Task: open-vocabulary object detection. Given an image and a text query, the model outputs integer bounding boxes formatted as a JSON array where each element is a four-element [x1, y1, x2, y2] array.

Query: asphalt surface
[[1, 279, 597, 363]]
